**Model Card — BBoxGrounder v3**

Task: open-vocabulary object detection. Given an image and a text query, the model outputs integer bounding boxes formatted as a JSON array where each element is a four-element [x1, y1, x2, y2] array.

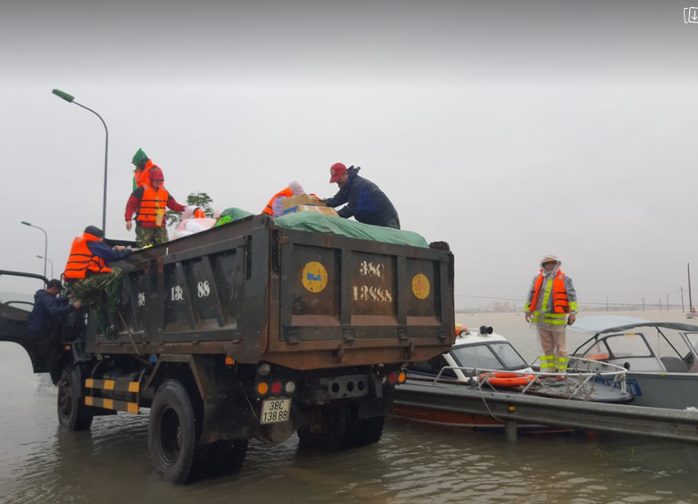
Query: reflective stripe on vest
[[262, 187, 294, 216], [63, 233, 112, 280], [530, 311, 568, 325], [137, 185, 169, 226]]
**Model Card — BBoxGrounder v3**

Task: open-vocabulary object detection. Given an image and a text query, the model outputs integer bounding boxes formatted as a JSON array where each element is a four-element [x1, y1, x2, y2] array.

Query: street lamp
[[21, 221, 48, 278], [52, 88, 109, 235], [36, 255, 54, 279]]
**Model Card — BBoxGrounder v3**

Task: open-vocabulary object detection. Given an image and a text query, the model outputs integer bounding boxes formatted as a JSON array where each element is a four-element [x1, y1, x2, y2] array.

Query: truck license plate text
[[261, 398, 291, 424]]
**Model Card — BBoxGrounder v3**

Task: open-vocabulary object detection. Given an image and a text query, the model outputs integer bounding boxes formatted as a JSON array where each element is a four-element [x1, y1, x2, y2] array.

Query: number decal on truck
[[301, 261, 328, 293], [359, 261, 383, 277], [411, 274, 430, 300], [353, 285, 394, 303], [137, 292, 146, 307], [170, 286, 184, 301], [197, 281, 210, 298]]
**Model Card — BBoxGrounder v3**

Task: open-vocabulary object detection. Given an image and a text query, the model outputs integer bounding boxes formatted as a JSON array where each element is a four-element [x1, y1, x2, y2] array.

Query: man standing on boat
[[524, 255, 578, 377]]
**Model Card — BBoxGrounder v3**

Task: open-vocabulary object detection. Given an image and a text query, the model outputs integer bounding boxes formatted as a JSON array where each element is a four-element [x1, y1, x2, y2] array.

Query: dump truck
[[0, 213, 454, 483]]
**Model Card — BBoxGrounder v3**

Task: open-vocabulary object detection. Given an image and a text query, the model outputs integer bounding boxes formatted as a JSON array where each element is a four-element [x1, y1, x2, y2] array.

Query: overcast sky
[[2, 1, 697, 310]]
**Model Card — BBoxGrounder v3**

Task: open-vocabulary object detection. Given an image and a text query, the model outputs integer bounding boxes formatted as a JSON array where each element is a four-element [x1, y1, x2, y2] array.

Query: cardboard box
[[282, 194, 327, 214], [295, 205, 338, 216]]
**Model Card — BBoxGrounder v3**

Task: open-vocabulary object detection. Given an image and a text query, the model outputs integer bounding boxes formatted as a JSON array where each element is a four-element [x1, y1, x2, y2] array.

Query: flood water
[[2, 310, 698, 503]]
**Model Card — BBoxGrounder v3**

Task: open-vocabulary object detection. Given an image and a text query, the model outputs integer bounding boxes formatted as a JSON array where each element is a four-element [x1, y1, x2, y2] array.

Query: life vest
[[528, 270, 570, 314], [137, 184, 170, 226], [262, 187, 294, 216], [63, 233, 112, 280], [134, 160, 163, 190]]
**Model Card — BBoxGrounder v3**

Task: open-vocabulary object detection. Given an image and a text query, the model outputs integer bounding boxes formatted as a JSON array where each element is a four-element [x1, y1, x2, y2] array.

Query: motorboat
[[393, 325, 632, 432], [571, 316, 698, 409]]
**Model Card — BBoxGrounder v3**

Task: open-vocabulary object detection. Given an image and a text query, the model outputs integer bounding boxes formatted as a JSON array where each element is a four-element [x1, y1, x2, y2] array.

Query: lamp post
[[52, 89, 109, 235], [36, 255, 54, 279], [21, 221, 48, 278]]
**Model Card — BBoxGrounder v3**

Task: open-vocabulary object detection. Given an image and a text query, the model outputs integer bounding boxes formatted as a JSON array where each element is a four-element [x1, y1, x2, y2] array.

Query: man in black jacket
[[28, 279, 82, 337], [325, 163, 400, 229]]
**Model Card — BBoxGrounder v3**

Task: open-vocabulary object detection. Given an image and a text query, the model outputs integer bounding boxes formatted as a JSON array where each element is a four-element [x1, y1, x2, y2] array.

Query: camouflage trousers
[[69, 268, 123, 310], [136, 226, 169, 249]]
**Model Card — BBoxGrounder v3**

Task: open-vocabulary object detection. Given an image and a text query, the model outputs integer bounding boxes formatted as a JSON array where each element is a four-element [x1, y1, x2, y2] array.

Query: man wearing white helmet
[[524, 255, 578, 378]]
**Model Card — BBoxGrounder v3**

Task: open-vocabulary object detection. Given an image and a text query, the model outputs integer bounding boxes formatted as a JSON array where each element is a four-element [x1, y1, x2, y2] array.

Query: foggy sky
[[2, 1, 698, 310]]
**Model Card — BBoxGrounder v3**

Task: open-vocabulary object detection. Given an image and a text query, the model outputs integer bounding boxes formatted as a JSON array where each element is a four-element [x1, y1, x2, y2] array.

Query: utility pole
[[642, 297, 645, 311], [606, 296, 609, 312], [659, 297, 662, 311], [689, 263, 693, 312]]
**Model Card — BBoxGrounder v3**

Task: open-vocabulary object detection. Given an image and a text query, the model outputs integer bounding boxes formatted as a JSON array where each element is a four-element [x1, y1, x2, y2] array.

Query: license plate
[[261, 398, 291, 424]]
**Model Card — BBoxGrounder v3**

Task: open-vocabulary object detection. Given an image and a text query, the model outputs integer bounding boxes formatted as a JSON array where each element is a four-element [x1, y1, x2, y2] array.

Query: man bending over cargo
[[325, 163, 400, 229], [63, 226, 130, 337]]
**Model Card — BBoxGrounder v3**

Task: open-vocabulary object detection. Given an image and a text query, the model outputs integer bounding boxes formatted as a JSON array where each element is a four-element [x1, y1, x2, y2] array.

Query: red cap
[[329, 162, 347, 183], [149, 167, 164, 182]]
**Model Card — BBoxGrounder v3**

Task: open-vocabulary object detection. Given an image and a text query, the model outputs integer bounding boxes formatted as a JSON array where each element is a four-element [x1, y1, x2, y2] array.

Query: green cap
[[132, 148, 148, 166]]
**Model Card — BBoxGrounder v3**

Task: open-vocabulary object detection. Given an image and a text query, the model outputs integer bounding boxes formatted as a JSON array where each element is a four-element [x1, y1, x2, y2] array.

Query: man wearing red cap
[[325, 163, 400, 229], [124, 167, 186, 248]]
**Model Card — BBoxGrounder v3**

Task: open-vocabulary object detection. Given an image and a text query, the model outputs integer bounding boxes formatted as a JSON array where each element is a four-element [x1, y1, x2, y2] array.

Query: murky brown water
[[2, 311, 698, 503]]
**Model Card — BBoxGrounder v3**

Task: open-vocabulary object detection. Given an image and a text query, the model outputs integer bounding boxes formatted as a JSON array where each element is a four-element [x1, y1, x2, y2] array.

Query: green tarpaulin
[[214, 208, 429, 248], [275, 212, 429, 248]]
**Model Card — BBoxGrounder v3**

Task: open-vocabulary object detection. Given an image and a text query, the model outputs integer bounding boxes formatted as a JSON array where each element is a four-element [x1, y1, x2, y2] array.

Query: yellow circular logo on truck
[[302, 261, 328, 293], [412, 273, 430, 299]]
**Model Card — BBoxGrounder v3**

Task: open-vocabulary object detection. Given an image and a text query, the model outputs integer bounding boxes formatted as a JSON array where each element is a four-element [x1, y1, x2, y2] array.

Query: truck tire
[[148, 379, 203, 484], [57, 367, 93, 431], [345, 412, 385, 448], [203, 439, 249, 477], [361, 415, 385, 446], [297, 403, 349, 450]]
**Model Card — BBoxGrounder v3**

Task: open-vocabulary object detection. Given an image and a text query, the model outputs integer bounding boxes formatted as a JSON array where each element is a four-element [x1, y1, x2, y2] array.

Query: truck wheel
[[148, 379, 202, 484], [57, 367, 93, 431], [297, 403, 348, 450], [362, 415, 385, 445], [346, 413, 385, 448], [204, 439, 249, 477]]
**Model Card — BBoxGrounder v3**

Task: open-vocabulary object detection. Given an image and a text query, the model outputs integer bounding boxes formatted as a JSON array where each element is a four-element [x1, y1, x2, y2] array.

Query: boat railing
[[432, 357, 627, 400]]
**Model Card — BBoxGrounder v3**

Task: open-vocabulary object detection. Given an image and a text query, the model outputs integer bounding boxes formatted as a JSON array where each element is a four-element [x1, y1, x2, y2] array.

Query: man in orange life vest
[[262, 181, 305, 218], [63, 226, 130, 336], [524, 254, 578, 377], [125, 167, 186, 248]]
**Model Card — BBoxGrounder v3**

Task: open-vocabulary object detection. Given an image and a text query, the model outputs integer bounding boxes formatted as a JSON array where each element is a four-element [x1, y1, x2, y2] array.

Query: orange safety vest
[[262, 187, 294, 216], [63, 233, 112, 280], [137, 185, 170, 226], [529, 270, 569, 313], [134, 161, 165, 190]]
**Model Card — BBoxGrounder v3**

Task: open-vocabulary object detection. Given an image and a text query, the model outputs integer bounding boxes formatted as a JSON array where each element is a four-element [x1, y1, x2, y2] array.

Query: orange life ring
[[587, 354, 609, 361], [478, 372, 535, 387]]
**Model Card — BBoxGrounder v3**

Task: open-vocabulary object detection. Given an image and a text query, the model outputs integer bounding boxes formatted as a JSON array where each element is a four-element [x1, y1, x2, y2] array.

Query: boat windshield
[[686, 332, 698, 354], [592, 333, 654, 358], [451, 342, 528, 371]]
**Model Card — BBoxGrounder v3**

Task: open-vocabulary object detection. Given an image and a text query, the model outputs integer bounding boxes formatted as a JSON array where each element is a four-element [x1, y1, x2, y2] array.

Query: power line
[[455, 293, 674, 307]]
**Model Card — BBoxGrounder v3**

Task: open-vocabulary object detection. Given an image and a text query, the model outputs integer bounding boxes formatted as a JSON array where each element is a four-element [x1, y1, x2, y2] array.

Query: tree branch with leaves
[[166, 191, 215, 227]]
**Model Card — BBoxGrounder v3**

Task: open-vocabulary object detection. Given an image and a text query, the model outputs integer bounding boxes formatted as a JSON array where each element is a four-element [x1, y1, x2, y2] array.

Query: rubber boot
[[93, 307, 116, 338]]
